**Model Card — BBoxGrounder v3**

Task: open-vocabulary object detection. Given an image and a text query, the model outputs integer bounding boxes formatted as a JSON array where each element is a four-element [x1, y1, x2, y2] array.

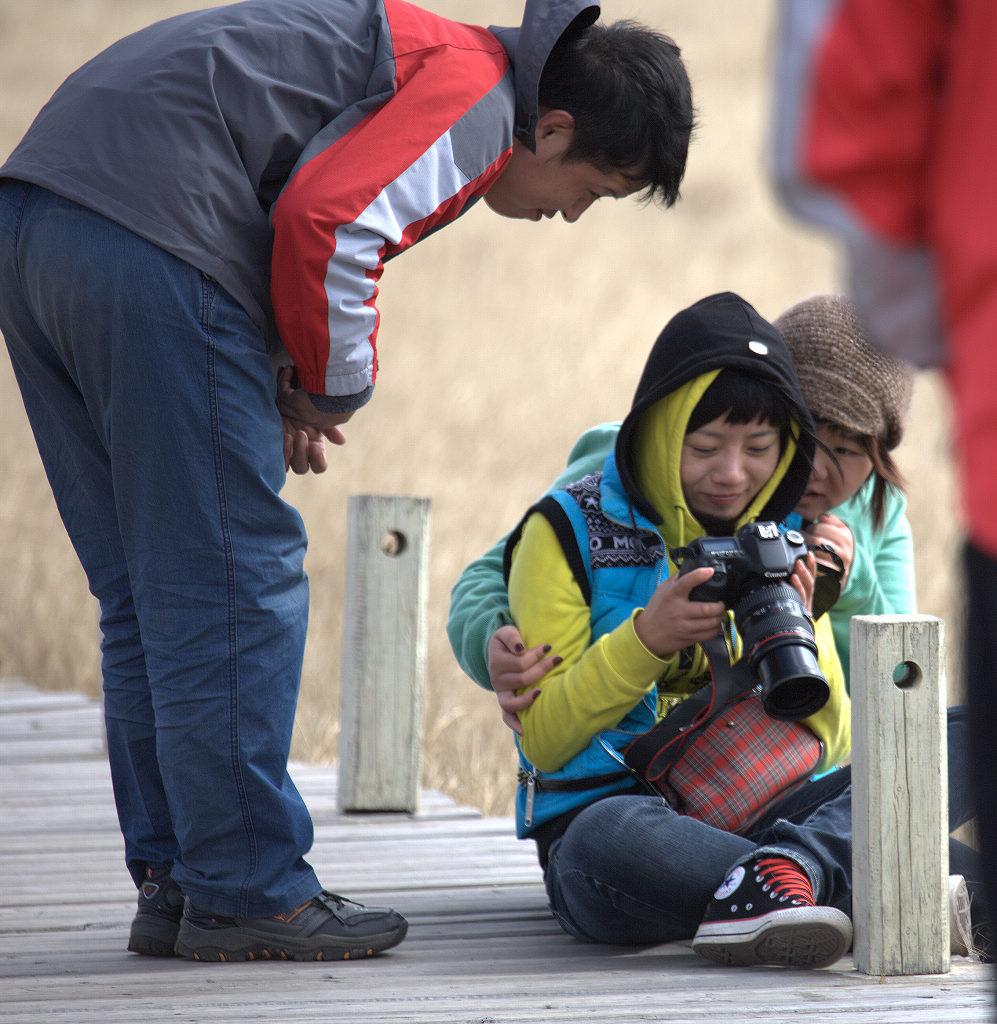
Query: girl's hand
[[635, 567, 725, 657], [789, 550, 818, 613], [487, 625, 559, 734], [805, 512, 854, 588]]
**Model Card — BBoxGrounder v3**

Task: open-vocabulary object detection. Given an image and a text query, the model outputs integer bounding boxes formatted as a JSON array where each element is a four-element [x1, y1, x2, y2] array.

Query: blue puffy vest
[[513, 464, 669, 839]]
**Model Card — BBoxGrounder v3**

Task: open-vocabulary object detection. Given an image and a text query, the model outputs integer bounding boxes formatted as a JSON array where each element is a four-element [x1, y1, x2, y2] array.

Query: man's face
[[484, 109, 642, 223]]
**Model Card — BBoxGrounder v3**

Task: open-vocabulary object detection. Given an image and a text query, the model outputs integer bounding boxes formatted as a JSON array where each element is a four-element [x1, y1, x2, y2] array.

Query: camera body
[[672, 521, 809, 605], [672, 521, 830, 721]]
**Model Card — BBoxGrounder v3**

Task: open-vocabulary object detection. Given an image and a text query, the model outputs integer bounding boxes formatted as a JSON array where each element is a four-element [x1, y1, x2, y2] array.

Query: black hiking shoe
[[692, 856, 852, 969], [127, 863, 185, 957], [174, 890, 408, 962]]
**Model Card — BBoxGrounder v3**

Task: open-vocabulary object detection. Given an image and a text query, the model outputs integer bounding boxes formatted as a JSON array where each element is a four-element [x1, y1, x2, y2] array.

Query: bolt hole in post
[[892, 660, 922, 690], [380, 530, 407, 557]]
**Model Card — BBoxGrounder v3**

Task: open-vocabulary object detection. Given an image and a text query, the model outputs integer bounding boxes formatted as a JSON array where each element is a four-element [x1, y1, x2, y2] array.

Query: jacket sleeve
[[446, 423, 621, 689], [509, 511, 666, 773], [770, 0, 948, 367], [270, 19, 512, 411], [825, 483, 915, 684], [834, 484, 916, 620]]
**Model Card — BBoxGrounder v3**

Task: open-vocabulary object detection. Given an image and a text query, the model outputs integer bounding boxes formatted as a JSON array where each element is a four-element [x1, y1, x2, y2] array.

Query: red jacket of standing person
[[771, 0, 997, 557]]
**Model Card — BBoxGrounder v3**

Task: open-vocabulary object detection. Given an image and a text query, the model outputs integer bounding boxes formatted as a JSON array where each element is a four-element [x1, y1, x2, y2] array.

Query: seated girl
[[447, 292, 987, 962], [499, 291, 853, 968]]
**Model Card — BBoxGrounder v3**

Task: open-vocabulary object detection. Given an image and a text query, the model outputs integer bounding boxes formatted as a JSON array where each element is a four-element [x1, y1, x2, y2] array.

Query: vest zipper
[[524, 770, 537, 828]]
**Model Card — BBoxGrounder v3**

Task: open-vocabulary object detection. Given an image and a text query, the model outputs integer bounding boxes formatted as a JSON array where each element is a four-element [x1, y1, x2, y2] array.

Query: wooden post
[[850, 614, 948, 976], [338, 495, 430, 813]]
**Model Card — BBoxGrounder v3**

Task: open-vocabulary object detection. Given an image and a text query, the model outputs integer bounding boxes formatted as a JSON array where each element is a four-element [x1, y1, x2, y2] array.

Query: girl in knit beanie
[[773, 293, 915, 684], [774, 293, 913, 532]]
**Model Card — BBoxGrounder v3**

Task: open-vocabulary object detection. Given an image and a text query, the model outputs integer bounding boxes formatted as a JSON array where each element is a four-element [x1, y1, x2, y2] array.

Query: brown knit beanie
[[773, 294, 914, 451]]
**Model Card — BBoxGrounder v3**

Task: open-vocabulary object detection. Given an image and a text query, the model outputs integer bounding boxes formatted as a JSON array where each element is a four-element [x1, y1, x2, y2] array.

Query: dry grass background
[[0, 0, 962, 817]]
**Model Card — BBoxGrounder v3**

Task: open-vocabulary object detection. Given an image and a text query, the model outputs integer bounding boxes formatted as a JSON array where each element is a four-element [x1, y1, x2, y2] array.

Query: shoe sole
[[693, 906, 852, 969], [127, 919, 182, 958], [174, 918, 408, 962]]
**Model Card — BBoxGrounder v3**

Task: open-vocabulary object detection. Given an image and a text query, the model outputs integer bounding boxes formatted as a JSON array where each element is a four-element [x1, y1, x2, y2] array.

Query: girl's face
[[794, 424, 874, 521], [680, 414, 782, 524]]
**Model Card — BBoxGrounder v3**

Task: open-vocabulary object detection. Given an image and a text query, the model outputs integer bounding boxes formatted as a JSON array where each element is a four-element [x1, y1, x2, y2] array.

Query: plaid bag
[[623, 637, 823, 835], [637, 691, 821, 833]]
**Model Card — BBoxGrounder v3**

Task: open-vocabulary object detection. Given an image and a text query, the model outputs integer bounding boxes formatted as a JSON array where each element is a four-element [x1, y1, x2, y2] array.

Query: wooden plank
[[2, 680, 992, 1024], [0, 684, 106, 761], [0, 951, 990, 1024], [0, 678, 95, 707], [0, 710, 104, 743], [851, 615, 949, 976], [338, 495, 430, 813], [0, 734, 107, 762]]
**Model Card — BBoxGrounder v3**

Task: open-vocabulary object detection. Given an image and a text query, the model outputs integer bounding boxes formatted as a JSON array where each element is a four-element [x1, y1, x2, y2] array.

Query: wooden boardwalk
[[1, 679, 993, 1024]]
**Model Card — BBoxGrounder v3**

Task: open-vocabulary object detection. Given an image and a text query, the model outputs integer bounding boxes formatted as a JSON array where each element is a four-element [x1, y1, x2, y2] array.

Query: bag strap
[[623, 634, 758, 784], [502, 493, 592, 605], [516, 767, 630, 792]]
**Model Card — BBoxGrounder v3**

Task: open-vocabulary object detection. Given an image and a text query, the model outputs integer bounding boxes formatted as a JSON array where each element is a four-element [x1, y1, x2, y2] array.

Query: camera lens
[[733, 583, 830, 720]]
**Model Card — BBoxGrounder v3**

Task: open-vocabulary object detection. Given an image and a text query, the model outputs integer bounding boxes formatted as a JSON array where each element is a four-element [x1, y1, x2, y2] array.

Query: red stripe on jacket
[[270, 0, 511, 400]]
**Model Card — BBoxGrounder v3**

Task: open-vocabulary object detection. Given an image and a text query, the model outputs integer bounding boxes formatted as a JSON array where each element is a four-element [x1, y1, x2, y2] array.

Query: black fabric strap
[[502, 494, 592, 605], [623, 634, 757, 782], [516, 767, 629, 793], [809, 542, 845, 619]]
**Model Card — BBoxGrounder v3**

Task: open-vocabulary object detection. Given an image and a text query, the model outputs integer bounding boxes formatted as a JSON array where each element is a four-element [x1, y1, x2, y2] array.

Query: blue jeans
[[0, 181, 320, 916], [545, 706, 979, 944]]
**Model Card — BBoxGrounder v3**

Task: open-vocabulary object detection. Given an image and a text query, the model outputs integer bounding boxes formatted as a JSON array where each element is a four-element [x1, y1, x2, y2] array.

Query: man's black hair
[[539, 19, 697, 206]]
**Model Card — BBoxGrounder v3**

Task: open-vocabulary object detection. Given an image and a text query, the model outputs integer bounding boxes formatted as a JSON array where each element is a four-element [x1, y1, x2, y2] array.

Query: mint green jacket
[[812, 479, 915, 686]]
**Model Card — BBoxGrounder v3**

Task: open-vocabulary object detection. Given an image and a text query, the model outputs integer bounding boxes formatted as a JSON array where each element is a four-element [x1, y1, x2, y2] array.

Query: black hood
[[615, 291, 817, 526], [490, 0, 601, 152]]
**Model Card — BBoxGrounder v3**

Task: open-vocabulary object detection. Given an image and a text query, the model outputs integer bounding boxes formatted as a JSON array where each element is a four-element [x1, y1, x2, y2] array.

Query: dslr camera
[[671, 521, 830, 721]]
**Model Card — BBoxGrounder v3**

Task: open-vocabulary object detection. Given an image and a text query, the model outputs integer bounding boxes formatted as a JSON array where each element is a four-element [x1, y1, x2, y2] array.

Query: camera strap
[[809, 542, 845, 619]]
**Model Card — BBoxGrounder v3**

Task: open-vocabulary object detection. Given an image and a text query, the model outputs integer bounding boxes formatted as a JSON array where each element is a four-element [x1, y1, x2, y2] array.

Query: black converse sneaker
[[175, 890, 408, 962], [127, 863, 185, 957], [692, 856, 852, 969]]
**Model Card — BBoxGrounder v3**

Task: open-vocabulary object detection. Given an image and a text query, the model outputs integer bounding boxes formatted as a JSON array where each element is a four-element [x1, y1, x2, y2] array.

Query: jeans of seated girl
[[543, 705, 978, 946], [0, 181, 320, 917]]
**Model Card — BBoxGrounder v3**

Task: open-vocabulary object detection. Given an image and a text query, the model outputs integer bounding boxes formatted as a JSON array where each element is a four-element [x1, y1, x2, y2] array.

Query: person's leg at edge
[[965, 541, 997, 969], [1, 182, 407, 959], [4, 182, 317, 913], [945, 702, 992, 956]]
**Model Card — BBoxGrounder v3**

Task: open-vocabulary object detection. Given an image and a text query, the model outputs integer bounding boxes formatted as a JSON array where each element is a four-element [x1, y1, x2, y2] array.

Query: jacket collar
[[489, 0, 600, 152]]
